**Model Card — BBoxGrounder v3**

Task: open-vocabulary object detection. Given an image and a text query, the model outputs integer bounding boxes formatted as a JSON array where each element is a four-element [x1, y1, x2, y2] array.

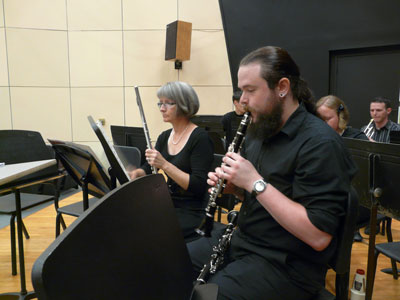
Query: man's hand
[[218, 152, 262, 194]]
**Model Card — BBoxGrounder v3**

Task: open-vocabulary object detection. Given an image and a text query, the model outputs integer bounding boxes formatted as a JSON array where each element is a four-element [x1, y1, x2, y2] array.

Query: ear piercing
[[279, 93, 285, 97]]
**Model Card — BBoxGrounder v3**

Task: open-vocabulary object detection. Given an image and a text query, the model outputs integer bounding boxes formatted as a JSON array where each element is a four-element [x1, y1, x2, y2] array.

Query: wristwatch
[[252, 179, 268, 196]]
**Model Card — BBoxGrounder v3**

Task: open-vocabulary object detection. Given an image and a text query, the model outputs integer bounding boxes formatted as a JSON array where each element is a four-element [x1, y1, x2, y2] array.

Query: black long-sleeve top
[[142, 127, 214, 209]]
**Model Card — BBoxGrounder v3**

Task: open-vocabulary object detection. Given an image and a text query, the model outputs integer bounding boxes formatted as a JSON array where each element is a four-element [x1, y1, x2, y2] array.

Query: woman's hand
[[145, 149, 168, 170], [128, 168, 145, 180]]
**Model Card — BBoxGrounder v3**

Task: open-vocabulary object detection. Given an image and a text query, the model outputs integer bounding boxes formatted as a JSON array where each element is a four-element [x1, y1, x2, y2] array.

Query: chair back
[[32, 174, 194, 300], [329, 187, 359, 300], [0, 130, 59, 182], [113, 145, 141, 170], [208, 132, 226, 154]]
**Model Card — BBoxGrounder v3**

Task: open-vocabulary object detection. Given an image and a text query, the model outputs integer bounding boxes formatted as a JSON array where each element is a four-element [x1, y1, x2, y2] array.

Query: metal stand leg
[[0, 190, 36, 299]]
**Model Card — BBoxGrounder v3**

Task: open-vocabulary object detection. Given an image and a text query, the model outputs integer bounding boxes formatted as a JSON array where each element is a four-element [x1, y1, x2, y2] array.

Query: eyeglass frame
[[157, 102, 176, 109]]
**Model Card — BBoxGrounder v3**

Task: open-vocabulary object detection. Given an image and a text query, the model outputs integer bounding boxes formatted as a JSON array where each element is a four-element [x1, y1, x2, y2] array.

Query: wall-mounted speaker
[[165, 20, 192, 62]]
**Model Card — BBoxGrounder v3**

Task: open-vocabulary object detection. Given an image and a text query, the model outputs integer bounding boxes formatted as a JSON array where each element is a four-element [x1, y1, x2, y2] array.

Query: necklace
[[171, 124, 190, 145]]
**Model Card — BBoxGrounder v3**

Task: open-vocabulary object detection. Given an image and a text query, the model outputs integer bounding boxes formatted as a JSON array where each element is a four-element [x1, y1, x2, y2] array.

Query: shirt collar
[[384, 119, 392, 130], [374, 119, 391, 130], [279, 103, 307, 139]]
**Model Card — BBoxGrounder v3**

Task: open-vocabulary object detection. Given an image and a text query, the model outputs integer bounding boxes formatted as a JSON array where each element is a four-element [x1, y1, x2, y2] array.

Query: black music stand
[[88, 116, 130, 187], [49, 141, 112, 236], [192, 115, 226, 154], [31, 174, 194, 300], [111, 125, 147, 166], [343, 138, 400, 300]]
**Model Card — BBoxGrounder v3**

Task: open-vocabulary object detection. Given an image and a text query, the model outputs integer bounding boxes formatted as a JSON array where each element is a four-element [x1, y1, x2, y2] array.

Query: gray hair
[[157, 81, 199, 118]]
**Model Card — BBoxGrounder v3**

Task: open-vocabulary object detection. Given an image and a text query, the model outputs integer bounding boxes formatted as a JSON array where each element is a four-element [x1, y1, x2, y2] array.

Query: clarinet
[[195, 210, 239, 285], [195, 112, 251, 237], [134, 86, 157, 174]]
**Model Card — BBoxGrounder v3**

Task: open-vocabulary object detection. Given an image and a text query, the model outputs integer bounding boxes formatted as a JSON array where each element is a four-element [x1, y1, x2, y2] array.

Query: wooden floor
[[0, 192, 399, 299]]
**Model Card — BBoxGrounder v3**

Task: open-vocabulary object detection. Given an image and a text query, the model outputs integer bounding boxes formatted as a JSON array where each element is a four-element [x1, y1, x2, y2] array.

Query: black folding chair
[[0, 130, 62, 275]]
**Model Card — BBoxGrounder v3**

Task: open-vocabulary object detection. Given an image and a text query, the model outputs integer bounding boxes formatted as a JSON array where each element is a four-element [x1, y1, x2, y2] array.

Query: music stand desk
[[344, 138, 400, 300], [0, 159, 59, 300]]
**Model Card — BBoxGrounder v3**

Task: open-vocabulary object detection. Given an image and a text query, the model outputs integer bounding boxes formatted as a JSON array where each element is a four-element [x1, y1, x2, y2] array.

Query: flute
[[195, 112, 251, 237], [135, 86, 157, 174]]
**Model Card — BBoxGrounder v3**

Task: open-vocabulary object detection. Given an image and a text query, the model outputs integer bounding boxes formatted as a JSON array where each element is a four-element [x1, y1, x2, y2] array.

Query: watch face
[[255, 180, 265, 192]]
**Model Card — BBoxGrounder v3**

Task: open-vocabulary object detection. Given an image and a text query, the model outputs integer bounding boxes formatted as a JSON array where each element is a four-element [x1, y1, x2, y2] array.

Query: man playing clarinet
[[188, 46, 357, 300]]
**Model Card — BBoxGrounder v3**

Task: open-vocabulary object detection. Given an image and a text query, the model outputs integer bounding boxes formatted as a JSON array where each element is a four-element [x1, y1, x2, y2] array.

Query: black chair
[[313, 188, 359, 300], [49, 142, 112, 237], [113, 145, 141, 172], [367, 219, 400, 298], [0, 130, 62, 275], [32, 174, 194, 300], [208, 132, 226, 155]]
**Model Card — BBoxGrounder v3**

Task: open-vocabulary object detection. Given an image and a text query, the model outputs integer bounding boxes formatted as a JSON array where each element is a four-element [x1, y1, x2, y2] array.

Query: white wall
[[0, 0, 233, 166]]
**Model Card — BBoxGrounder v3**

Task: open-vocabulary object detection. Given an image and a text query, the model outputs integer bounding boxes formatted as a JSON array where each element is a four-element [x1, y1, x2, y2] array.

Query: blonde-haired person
[[316, 95, 367, 140], [129, 81, 214, 243], [316, 95, 369, 242]]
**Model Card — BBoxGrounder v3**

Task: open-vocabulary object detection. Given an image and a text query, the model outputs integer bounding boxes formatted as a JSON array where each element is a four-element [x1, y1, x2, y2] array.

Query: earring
[[279, 93, 285, 97]]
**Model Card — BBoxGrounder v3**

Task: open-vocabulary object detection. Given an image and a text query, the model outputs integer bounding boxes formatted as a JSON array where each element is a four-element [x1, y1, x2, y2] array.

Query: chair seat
[[376, 242, 400, 262], [0, 193, 54, 214], [57, 197, 99, 217]]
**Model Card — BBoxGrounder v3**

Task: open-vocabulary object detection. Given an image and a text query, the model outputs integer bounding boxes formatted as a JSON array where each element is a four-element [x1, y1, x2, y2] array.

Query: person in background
[[360, 96, 400, 234], [188, 46, 356, 300], [316, 95, 368, 140], [221, 90, 246, 146], [361, 96, 400, 143], [316, 95, 369, 242], [129, 81, 214, 243]]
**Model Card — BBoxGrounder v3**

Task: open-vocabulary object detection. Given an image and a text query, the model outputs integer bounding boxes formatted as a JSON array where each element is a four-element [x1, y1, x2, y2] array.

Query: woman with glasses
[[129, 81, 214, 242]]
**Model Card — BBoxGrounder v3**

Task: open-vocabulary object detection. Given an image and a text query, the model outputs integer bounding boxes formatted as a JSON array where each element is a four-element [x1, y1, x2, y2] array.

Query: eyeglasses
[[157, 102, 176, 109]]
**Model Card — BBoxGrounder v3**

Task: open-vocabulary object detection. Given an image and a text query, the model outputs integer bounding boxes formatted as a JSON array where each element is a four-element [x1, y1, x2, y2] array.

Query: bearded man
[[188, 46, 357, 300]]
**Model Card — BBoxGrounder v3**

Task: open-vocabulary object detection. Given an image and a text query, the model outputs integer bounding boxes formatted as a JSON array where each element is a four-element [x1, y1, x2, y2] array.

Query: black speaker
[[165, 20, 192, 61]]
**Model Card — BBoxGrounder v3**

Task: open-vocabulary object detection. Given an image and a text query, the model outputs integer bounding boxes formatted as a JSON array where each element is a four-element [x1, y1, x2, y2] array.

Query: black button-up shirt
[[230, 104, 357, 287]]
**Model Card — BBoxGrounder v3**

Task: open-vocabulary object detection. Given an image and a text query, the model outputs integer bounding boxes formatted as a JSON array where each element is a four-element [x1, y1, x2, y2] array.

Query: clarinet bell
[[195, 215, 214, 237]]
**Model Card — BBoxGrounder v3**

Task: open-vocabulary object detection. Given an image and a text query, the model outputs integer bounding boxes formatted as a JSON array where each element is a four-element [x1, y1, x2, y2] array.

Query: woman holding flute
[[129, 81, 214, 242]]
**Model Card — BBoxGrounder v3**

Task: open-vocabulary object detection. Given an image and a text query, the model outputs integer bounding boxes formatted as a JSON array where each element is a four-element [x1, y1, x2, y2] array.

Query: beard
[[248, 99, 283, 139]]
